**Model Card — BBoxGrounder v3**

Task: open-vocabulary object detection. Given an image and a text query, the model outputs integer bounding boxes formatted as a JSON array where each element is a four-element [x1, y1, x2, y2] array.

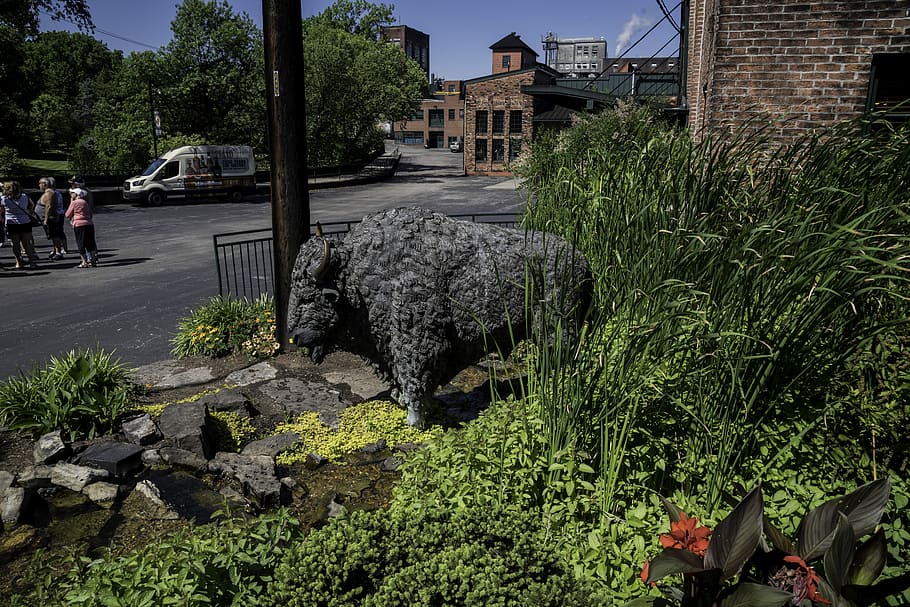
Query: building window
[[428, 109, 444, 128], [459, 109, 464, 119], [409, 109, 424, 121], [492, 110, 505, 134], [475, 138, 488, 161], [868, 53, 910, 124], [492, 139, 504, 162], [448, 108, 456, 120], [509, 139, 521, 162], [502, 55, 511, 70], [447, 84, 456, 93], [476, 110, 488, 134], [509, 110, 522, 133]]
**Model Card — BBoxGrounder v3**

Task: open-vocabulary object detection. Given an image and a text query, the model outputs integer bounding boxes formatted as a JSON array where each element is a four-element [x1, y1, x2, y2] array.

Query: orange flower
[[659, 511, 712, 557], [640, 559, 651, 585]]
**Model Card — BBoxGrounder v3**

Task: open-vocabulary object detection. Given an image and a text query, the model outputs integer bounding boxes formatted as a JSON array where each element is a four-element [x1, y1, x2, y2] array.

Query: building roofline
[[464, 63, 561, 85]]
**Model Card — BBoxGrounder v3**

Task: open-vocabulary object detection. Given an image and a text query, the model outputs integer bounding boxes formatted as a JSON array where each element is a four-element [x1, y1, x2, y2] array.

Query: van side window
[[159, 161, 179, 180]]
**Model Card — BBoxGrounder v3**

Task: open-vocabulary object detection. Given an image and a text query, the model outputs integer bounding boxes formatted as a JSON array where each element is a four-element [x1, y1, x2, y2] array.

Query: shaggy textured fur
[[288, 207, 591, 427]]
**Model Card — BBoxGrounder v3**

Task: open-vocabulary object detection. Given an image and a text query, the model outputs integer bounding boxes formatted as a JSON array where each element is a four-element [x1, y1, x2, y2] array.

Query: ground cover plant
[[6, 107, 909, 605]]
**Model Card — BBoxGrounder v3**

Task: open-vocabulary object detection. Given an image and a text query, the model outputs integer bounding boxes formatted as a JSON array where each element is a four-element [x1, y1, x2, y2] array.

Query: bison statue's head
[[288, 234, 343, 363]]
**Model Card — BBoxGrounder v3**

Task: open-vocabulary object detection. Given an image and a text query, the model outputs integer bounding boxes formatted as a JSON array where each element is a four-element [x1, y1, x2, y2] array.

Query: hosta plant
[[631, 479, 909, 607]]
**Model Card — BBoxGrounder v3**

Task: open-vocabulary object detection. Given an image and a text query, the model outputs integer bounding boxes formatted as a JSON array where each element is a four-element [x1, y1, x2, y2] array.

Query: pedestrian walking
[[1, 181, 39, 269], [65, 187, 97, 268]]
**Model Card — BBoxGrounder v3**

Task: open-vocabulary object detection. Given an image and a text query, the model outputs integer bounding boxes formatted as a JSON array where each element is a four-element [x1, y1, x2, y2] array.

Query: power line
[[39, 10, 159, 50]]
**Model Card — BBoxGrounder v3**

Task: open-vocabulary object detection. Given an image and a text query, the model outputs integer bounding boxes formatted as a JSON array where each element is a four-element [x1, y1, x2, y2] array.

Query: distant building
[[543, 33, 607, 78], [381, 25, 430, 80], [490, 32, 539, 75], [393, 80, 465, 149]]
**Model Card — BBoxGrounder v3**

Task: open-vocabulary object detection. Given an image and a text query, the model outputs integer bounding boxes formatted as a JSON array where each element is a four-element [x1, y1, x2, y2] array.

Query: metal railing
[[213, 212, 520, 299]]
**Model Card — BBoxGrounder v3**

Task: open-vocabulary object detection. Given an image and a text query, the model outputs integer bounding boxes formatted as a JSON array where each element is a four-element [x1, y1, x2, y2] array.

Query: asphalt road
[[1, 146, 526, 380]]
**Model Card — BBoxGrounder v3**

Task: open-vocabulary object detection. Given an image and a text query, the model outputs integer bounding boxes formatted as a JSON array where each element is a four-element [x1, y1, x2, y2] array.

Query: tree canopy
[[1, 0, 428, 176]]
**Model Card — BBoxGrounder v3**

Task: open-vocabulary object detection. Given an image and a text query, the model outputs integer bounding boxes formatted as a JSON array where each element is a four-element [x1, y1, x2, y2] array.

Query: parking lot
[[1, 146, 526, 379]]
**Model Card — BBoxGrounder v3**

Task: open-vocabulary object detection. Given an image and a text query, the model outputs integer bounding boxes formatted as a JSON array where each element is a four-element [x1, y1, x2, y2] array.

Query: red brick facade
[[686, 0, 910, 144], [464, 69, 555, 175]]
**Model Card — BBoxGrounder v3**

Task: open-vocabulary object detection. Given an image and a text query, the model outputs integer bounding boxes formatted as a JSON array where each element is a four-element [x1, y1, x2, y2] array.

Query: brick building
[[685, 0, 910, 144], [381, 25, 430, 80], [393, 80, 465, 149]]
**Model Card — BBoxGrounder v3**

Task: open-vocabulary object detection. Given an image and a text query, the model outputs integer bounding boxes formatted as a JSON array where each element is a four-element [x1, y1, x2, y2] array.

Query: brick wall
[[687, 0, 910, 144], [464, 70, 540, 175]]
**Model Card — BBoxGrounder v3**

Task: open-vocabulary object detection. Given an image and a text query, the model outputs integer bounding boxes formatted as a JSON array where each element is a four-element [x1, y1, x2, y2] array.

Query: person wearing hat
[[69, 176, 94, 209], [65, 187, 98, 268]]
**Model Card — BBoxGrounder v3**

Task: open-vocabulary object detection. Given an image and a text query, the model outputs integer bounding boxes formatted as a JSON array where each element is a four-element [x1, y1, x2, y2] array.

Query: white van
[[122, 145, 256, 206]]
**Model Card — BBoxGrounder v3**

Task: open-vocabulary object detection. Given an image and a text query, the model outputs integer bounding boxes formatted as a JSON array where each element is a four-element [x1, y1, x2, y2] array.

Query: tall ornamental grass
[[517, 105, 910, 513]]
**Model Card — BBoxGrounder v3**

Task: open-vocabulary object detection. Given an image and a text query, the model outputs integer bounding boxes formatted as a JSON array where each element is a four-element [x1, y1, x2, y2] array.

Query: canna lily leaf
[[824, 512, 856, 594], [659, 495, 684, 524], [704, 485, 764, 580], [645, 548, 707, 583], [797, 478, 890, 562], [763, 514, 796, 555], [621, 598, 675, 607], [718, 582, 793, 607], [847, 528, 887, 587]]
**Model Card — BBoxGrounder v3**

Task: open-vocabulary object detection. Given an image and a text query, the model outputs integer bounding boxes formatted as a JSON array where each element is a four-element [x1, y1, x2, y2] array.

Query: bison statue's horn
[[315, 222, 324, 237], [313, 239, 331, 281]]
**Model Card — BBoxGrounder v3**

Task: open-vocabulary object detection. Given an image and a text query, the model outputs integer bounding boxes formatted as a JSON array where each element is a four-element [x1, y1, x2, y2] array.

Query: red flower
[[768, 555, 831, 605], [659, 511, 712, 557], [640, 559, 651, 585]]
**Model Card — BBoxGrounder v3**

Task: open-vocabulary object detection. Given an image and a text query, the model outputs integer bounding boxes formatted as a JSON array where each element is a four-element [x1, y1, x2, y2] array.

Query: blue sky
[[40, 0, 683, 80]]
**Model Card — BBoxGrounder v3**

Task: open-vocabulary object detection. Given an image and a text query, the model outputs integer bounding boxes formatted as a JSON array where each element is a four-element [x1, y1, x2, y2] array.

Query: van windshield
[[140, 158, 166, 177]]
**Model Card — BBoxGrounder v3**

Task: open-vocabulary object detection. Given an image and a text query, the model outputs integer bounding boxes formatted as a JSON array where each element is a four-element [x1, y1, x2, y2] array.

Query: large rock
[[50, 462, 110, 492], [207, 452, 286, 509], [17, 465, 53, 489], [157, 402, 217, 459], [158, 447, 208, 474], [83, 481, 120, 506], [1, 486, 26, 529], [195, 387, 250, 414], [122, 413, 162, 445], [76, 442, 144, 477], [241, 432, 300, 457], [33, 430, 68, 464]]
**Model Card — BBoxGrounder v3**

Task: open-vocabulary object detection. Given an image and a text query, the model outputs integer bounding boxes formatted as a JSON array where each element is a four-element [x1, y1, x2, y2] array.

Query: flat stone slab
[[241, 432, 300, 457], [154, 367, 217, 389], [51, 462, 110, 492], [322, 364, 390, 401], [129, 360, 185, 387], [76, 442, 144, 477], [225, 362, 279, 387], [258, 377, 347, 428]]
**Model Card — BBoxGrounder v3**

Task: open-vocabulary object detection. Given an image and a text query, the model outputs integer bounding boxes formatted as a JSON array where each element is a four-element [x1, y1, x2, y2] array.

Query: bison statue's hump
[[288, 206, 591, 427]]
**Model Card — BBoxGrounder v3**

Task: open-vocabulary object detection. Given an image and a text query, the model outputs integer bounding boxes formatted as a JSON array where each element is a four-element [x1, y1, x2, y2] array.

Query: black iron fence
[[213, 212, 521, 300]]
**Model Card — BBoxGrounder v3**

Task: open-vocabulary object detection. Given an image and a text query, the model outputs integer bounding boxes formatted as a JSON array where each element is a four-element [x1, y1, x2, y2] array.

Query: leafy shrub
[[275, 399, 441, 464], [270, 507, 606, 606], [0, 145, 20, 175], [0, 347, 137, 440], [9, 509, 301, 607], [171, 295, 277, 359]]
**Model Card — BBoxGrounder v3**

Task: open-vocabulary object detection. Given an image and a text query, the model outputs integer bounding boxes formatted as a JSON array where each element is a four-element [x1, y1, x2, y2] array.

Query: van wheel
[[147, 190, 165, 206], [228, 189, 243, 203]]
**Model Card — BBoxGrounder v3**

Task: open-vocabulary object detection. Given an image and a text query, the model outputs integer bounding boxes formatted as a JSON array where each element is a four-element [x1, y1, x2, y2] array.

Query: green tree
[[308, 0, 394, 40], [22, 31, 120, 152], [158, 0, 265, 151], [0, 0, 92, 150], [304, 2, 426, 166]]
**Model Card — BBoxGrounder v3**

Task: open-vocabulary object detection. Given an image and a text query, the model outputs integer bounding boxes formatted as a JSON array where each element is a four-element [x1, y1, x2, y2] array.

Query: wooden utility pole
[[263, 0, 309, 351]]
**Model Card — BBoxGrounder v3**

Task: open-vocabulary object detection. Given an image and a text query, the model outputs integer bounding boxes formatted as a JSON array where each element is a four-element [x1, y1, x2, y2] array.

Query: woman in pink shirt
[[65, 188, 98, 268]]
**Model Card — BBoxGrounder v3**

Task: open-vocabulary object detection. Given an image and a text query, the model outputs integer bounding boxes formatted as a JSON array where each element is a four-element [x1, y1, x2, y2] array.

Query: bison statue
[[288, 207, 591, 427]]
